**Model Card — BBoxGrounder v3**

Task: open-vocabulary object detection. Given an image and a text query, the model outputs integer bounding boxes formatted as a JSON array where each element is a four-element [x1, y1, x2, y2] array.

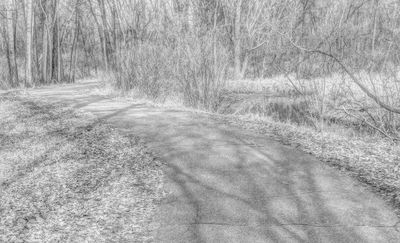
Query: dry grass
[[225, 76, 293, 94], [221, 72, 400, 137], [0, 93, 166, 242], [225, 72, 400, 96]]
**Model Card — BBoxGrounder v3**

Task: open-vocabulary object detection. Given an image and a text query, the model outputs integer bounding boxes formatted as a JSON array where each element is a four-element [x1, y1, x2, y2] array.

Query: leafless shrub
[[112, 31, 229, 111], [176, 35, 229, 111], [114, 43, 173, 100]]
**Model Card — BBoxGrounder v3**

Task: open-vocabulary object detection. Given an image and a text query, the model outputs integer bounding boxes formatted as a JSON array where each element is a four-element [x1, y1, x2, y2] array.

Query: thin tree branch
[[288, 40, 400, 115], [342, 106, 397, 141]]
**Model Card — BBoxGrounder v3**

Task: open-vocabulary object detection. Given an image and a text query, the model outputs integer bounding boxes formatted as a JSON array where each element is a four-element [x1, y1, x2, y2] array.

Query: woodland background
[[1, 0, 400, 139]]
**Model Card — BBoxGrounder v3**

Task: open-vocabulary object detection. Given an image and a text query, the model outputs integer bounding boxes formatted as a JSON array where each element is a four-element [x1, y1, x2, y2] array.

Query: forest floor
[[0, 91, 165, 242], [10, 79, 400, 242]]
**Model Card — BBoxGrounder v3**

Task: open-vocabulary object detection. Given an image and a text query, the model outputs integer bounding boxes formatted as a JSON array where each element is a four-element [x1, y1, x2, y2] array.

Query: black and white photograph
[[1, 0, 400, 242]]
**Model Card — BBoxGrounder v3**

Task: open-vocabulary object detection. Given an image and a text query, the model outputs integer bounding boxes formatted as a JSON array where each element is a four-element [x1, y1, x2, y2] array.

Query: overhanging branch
[[289, 40, 400, 115]]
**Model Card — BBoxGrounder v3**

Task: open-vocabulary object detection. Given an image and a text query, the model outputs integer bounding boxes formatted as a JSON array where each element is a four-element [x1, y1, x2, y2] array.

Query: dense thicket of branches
[[1, 0, 399, 84], [0, 0, 399, 136]]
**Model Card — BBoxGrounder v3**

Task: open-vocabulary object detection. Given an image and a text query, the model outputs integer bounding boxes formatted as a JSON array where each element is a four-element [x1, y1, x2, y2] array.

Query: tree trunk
[[42, 9, 48, 83], [2, 26, 13, 87], [98, 0, 113, 68], [233, 0, 243, 80], [88, 0, 108, 71], [34, 13, 41, 83], [69, 30, 77, 82], [57, 17, 62, 82], [6, 0, 19, 87], [371, 0, 379, 52], [69, 1, 79, 82], [25, 0, 34, 87], [51, 16, 59, 83], [11, 1, 19, 85]]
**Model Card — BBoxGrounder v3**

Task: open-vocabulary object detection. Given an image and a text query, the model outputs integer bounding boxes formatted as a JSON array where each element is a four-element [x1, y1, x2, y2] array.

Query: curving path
[[27, 80, 400, 243]]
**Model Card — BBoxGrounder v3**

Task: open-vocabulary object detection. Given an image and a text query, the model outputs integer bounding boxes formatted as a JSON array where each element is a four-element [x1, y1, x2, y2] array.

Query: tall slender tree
[[5, 0, 19, 87], [233, 0, 243, 80], [25, 0, 34, 87]]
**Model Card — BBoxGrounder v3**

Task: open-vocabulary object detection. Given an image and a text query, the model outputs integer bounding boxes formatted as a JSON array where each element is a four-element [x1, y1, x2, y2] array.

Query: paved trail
[[27, 80, 400, 242]]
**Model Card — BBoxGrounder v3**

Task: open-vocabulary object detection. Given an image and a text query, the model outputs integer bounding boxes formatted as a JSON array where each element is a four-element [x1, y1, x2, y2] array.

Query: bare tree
[[233, 0, 243, 80], [25, 0, 33, 87], [5, 0, 19, 87]]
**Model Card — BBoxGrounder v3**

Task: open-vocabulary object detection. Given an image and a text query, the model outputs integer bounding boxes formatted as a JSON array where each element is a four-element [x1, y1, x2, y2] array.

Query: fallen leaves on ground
[[0, 93, 166, 242]]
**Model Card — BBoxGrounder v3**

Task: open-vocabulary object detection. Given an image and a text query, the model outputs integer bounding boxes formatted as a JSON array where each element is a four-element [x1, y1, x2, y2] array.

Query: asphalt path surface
[[24, 80, 400, 242]]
